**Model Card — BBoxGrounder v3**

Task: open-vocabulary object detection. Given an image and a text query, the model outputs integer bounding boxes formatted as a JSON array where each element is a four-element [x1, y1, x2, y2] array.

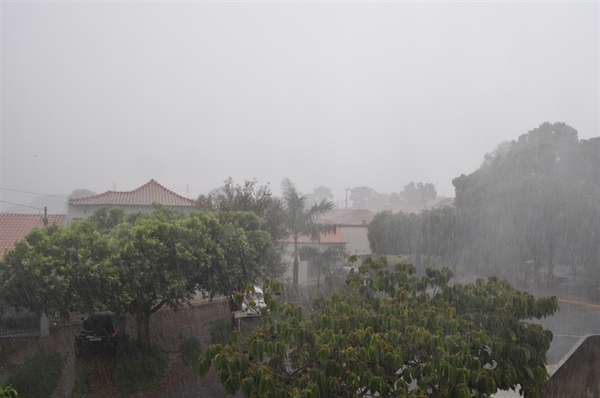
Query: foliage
[[180, 337, 203, 373], [196, 178, 287, 279], [116, 338, 167, 396], [0, 345, 18, 398], [281, 178, 335, 286], [199, 258, 558, 398], [349, 186, 377, 208], [298, 245, 347, 288], [451, 122, 599, 285], [68, 189, 96, 199], [0, 206, 275, 344], [400, 181, 437, 204], [197, 178, 287, 242], [0, 221, 117, 318], [7, 353, 64, 398]]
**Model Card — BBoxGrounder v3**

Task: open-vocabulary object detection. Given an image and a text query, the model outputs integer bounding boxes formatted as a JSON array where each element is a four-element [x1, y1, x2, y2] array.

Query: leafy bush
[[7, 353, 64, 398], [179, 337, 202, 373], [116, 337, 167, 396]]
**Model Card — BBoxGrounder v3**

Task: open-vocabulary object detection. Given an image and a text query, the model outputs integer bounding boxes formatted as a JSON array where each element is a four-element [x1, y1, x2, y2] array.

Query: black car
[[75, 311, 121, 356]]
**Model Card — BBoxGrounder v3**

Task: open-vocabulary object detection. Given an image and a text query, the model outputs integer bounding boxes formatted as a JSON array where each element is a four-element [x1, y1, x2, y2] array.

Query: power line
[[0, 187, 68, 198], [0, 200, 64, 215], [0, 200, 44, 210]]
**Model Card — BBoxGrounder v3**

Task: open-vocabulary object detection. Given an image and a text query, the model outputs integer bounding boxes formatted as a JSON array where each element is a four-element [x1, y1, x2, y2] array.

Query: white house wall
[[340, 226, 371, 257]]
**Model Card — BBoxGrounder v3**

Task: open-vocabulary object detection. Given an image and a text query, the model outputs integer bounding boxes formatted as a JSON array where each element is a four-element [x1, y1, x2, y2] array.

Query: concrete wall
[[541, 334, 600, 398], [340, 226, 371, 257]]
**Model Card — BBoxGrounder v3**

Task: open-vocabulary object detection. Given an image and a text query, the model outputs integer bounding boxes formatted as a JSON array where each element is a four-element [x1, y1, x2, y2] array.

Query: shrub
[[7, 353, 64, 398], [116, 337, 167, 396], [179, 337, 202, 373]]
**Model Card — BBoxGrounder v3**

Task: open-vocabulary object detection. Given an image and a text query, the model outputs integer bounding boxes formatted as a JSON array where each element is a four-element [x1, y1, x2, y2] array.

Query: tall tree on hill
[[280, 178, 335, 286]]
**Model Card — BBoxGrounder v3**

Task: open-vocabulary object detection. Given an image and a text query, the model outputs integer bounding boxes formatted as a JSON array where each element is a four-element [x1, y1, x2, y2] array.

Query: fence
[[0, 311, 41, 342]]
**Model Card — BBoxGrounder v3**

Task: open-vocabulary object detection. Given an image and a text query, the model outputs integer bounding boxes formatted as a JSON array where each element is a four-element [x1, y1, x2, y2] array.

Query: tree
[[197, 177, 286, 242], [304, 186, 334, 208], [200, 258, 558, 398], [350, 186, 377, 209], [197, 178, 287, 278], [299, 245, 347, 288], [68, 189, 96, 199], [0, 206, 274, 344], [400, 182, 437, 204], [280, 178, 335, 286]]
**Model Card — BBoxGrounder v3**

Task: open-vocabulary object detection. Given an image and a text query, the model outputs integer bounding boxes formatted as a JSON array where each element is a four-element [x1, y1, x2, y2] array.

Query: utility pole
[[345, 188, 351, 210], [43, 206, 48, 226]]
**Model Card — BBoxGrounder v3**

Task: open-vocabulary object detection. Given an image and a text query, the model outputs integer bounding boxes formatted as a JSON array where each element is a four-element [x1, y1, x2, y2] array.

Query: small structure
[[540, 334, 600, 397], [67, 179, 196, 225]]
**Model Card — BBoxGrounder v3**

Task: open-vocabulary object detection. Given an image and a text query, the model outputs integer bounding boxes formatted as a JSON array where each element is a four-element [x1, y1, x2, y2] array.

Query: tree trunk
[[293, 239, 299, 286], [136, 312, 151, 344]]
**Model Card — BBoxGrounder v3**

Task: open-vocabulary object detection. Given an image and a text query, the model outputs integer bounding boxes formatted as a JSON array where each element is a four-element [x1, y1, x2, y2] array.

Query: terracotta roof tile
[[68, 179, 195, 207], [280, 229, 347, 244], [0, 214, 66, 257]]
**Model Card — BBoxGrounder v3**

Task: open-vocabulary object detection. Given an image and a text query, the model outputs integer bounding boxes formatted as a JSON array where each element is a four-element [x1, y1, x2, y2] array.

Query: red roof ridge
[[68, 180, 195, 207]]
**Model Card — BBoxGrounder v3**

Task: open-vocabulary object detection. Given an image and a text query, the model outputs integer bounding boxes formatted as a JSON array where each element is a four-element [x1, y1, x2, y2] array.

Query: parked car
[[241, 286, 267, 316], [74, 311, 121, 356]]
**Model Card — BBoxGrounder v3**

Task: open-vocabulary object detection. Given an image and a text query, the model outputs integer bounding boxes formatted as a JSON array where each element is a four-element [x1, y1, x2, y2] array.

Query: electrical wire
[[0, 187, 68, 198]]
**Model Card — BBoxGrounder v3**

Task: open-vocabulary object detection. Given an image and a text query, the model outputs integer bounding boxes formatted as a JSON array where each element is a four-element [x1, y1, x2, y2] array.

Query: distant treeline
[[368, 122, 599, 287]]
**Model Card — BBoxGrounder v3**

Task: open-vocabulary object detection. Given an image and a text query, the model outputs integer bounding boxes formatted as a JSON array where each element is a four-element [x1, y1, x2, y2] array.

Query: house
[[280, 229, 347, 286], [67, 179, 196, 225], [0, 214, 67, 258], [318, 209, 375, 260]]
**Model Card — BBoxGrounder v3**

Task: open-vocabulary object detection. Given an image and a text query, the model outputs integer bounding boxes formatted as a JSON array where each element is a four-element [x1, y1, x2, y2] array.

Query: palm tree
[[281, 178, 335, 286], [299, 245, 347, 288]]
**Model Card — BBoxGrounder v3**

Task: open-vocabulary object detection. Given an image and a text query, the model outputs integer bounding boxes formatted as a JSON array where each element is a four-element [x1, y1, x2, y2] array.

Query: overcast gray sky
[[1, 1, 598, 212]]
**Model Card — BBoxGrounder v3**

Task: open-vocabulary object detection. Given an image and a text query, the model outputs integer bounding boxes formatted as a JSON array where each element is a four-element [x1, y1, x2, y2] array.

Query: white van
[[241, 286, 267, 316]]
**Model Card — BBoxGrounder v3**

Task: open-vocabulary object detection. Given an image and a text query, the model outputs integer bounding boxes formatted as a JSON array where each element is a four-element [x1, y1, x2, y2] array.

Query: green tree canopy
[[0, 206, 274, 343], [200, 258, 558, 398]]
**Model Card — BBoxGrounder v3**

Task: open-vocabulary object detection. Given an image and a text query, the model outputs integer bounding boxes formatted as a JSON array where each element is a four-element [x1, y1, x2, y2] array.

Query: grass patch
[[179, 337, 202, 373], [116, 338, 167, 396], [7, 353, 65, 398]]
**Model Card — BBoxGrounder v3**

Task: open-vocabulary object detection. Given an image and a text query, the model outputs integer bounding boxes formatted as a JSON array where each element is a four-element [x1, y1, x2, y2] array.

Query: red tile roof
[[68, 179, 196, 207], [0, 214, 66, 257], [280, 229, 347, 244], [318, 209, 375, 226]]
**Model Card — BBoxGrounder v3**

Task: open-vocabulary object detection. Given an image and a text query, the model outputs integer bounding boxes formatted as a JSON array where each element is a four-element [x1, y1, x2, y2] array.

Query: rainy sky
[[1, 1, 598, 211]]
